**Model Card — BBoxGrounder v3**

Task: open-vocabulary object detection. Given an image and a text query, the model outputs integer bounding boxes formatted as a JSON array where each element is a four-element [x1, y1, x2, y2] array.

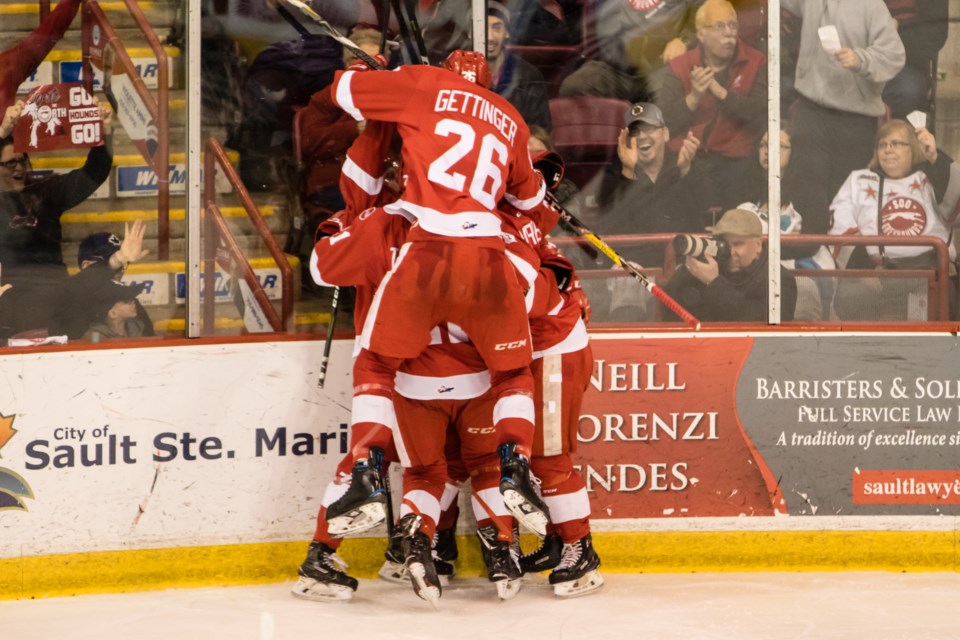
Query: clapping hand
[[676, 132, 700, 177], [617, 128, 639, 179]]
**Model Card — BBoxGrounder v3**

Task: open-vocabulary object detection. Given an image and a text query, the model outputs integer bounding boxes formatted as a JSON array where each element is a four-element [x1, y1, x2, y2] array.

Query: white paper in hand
[[818, 25, 841, 53], [906, 110, 927, 130]]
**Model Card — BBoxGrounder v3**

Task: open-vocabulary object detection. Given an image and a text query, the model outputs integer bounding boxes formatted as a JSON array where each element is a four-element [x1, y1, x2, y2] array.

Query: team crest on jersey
[[881, 196, 926, 237], [628, 0, 664, 10]]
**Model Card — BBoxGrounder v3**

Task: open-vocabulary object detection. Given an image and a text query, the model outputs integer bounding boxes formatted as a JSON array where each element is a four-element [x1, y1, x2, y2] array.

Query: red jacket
[[666, 40, 766, 159]]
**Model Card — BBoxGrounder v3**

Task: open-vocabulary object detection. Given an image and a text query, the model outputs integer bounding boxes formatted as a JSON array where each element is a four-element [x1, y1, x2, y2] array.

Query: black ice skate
[[548, 533, 604, 598], [401, 514, 442, 608], [325, 448, 388, 536], [378, 527, 408, 584], [432, 526, 458, 585], [477, 525, 522, 600], [497, 442, 550, 536], [290, 541, 358, 602], [519, 532, 563, 575]]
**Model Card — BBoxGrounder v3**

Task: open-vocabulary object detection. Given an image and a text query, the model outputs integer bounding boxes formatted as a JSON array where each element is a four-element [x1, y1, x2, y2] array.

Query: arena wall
[[1, 333, 957, 599]]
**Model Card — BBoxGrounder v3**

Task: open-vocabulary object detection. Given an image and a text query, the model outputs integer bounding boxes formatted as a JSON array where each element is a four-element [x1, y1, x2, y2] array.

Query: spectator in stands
[[77, 228, 154, 337], [229, 32, 342, 192], [594, 102, 709, 320], [658, 0, 766, 211], [556, 0, 765, 103], [828, 119, 957, 321], [558, 0, 703, 103], [0, 98, 114, 290], [662, 208, 797, 322], [0, 220, 150, 341], [0, 0, 81, 114], [781, 0, 904, 250], [486, 1, 551, 131], [736, 126, 837, 321], [882, 0, 949, 122], [596, 102, 709, 262]]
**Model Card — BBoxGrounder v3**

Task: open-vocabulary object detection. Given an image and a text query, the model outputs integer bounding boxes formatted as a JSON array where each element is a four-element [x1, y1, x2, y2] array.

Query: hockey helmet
[[443, 50, 492, 89]]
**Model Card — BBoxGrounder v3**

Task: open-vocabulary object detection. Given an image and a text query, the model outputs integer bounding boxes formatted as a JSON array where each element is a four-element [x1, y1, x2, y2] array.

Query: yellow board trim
[[0, 2, 155, 14], [0, 531, 957, 600], [155, 312, 331, 332], [67, 255, 299, 276], [32, 143, 232, 170], [42, 47, 181, 62], [61, 205, 277, 224]]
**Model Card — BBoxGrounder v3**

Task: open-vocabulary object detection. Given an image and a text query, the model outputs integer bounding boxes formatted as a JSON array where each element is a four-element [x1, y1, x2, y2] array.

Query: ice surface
[[3, 572, 960, 640]]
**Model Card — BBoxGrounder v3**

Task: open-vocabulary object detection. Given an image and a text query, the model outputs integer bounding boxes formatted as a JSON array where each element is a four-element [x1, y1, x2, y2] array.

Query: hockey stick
[[317, 285, 340, 388], [401, 0, 431, 64], [280, 0, 385, 69], [389, 0, 425, 65], [545, 193, 702, 330], [275, 3, 312, 38]]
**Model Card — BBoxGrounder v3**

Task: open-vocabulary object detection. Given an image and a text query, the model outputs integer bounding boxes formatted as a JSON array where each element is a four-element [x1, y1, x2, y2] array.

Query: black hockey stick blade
[[280, 0, 385, 69]]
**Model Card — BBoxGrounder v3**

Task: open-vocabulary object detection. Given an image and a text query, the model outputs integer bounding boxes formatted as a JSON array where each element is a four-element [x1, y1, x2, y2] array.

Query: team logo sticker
[[0, 414, 34, 512], [881, 196, 926, 237]]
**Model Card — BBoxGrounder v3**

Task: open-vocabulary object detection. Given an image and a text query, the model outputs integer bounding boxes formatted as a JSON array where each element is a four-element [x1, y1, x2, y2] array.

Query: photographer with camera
[[662, 208, 797, 322]]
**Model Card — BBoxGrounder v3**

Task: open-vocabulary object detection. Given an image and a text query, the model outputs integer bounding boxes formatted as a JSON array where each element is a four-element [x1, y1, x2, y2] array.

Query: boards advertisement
[[2, 335, 959, 563]]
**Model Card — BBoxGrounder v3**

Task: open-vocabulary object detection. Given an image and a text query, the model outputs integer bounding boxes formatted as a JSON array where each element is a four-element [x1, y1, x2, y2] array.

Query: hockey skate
[[401, 514, 442, 608], [378, 528, 408, 584], [549, 533, 604, 598], [432, 526, 458, 585], [498, 443, 550, 537], [325, 448, 388, 536], [290, 541, 358, 602], [519, 532, 563, 575], [477, 525, 522, 600]]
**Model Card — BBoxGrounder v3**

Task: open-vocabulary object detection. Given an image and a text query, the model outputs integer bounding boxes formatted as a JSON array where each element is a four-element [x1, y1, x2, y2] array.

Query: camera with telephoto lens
[[673, 234, 730, 267]]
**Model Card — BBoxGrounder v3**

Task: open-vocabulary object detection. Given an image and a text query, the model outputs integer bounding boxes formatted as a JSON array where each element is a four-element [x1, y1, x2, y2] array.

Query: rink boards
[[0, 333, 958, 599]]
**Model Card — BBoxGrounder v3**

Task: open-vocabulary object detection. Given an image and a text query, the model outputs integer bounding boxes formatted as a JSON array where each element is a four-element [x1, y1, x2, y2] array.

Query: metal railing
[[81, 0, 171, 258], [203, 137, 294, 334], [553, 233, 953, 323]]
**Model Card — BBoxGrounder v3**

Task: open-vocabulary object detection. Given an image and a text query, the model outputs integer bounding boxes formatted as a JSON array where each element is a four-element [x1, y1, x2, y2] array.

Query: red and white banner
[[13, 83, 104, 153]]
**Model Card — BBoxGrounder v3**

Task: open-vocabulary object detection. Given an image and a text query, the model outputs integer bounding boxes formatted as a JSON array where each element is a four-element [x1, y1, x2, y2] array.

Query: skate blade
[[501, 488, 548, 537], [290, 576, 353, 602], [408, 562, 442, 610], [327, 502, 387, 536], [553, 570, 604, 598], [495, 577, 522, 601], [378, 560, 409, 584]]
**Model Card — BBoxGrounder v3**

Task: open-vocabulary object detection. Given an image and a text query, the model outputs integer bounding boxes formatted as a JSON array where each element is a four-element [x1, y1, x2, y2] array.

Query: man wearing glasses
[[0, 100, 113, 290], [658, 0, 766, 211]]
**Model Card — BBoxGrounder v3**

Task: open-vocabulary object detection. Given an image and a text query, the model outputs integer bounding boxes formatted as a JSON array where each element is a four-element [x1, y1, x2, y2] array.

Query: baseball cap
[[625, 102, 665, 128], [78, 232, 121, 267], [487, 0, 510, 24], [91, 280, 147, 319], [713, 209, 763, 237]]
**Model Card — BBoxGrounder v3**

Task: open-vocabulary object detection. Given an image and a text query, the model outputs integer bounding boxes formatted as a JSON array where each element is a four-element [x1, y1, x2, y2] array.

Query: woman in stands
[[828, 119, 959, 321]]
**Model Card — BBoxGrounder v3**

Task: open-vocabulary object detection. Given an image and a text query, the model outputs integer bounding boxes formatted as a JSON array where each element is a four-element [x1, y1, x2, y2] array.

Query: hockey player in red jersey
[[522, 239, 604, 598], [325, 50, 553, 551]]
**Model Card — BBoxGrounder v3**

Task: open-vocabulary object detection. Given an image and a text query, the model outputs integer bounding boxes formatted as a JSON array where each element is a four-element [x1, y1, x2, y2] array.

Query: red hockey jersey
[[330, 65, 546, 241]]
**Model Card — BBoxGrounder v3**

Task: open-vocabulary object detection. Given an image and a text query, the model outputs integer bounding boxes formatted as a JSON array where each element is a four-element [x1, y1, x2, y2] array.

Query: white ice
[[3, 572, 960, 640]]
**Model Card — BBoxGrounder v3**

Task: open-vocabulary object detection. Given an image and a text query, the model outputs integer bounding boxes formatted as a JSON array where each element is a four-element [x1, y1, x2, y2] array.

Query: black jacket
[[662, 252, 797, 322], [0, 144, 112, 289]]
